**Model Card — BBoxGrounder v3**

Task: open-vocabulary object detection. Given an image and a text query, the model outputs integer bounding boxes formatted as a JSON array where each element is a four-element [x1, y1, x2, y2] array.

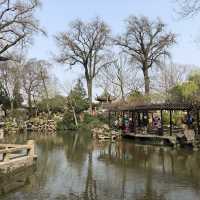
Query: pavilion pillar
[[146, 111, 149, 131], [160, 109, 163, 135], [169, 110, 172, 136], [197, 110, 200, 135], [122, 112, 125, 129], [133, 112, 136, 133], [187, 110, 190, 129], [131, 112, 134, 123], [138, 112, 141, 127], [187, 110, 189, 123]]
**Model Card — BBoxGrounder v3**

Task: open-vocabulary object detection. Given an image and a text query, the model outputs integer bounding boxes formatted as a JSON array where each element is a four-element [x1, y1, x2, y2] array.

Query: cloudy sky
[[28, 0, 200, 94]]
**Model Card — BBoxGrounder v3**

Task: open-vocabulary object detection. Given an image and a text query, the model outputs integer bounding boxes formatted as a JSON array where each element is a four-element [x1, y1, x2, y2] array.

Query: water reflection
[[0, 166, 36, 196], [0, 133, 200, 200]]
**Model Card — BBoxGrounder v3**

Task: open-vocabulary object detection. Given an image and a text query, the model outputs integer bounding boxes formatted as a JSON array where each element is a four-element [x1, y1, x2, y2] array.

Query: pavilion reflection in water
[[95, 141, 200, 200]]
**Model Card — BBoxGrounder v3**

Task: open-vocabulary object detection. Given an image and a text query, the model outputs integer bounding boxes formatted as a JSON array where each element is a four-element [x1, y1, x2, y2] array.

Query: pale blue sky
[[28, 0, 200, 93]]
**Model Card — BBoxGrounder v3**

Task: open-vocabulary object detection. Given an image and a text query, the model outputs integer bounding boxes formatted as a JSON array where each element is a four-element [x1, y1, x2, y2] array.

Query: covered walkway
[[107, 103, 200, 141]]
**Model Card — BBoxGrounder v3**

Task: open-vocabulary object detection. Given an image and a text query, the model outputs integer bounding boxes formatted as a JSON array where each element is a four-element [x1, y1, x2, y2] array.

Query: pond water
[[1, 132, 200, 200]]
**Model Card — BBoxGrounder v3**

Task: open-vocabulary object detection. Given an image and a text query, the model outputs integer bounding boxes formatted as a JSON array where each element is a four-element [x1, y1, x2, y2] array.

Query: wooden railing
[[0, 140, 37, 173]]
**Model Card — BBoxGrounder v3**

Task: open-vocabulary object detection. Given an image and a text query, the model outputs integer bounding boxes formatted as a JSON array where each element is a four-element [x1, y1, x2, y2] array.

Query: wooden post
[[3, 152, 10, 162], [138, 112, 141, 127], [147, 111, 150, 132], [160, 110, 163, 135], [187, 110, 191, 129], [131, 112, 134, 123], [131, 111, 133, 133], [170, 110, 172, 136], [197, 110, 200, 135], [133, 112, 136, 133], [27, 140, 35, 157], [187, 110, 189, 125], [147, 111, 149, 124]]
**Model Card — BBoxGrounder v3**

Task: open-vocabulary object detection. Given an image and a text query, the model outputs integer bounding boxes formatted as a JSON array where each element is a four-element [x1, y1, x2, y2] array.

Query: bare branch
[[115, 16, 176, 94], [0, 0, 45, 59], [175, 0, 200, 17], [55, 17, 111, 111]]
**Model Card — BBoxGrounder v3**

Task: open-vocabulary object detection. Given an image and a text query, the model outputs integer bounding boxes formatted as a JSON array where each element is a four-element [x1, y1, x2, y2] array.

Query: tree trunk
[[120, 83, 125, 102], [10, 100, 14, 118], [41, 72, 50, 118], [87, 79, 93, 114], [32, 95, 38, 117], [72, 106, 78, 127], [28, 92, 32, 117], [143, 68, 150, 95], [3, 109, 7, 117]]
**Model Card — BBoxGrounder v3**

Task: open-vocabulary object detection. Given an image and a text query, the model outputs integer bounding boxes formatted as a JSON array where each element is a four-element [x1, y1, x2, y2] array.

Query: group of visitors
[[113, 112, 195, 135]]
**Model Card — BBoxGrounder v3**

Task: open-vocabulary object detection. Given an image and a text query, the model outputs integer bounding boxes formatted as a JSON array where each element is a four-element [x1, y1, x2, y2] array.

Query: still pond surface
[[0, 132, 200, 200]]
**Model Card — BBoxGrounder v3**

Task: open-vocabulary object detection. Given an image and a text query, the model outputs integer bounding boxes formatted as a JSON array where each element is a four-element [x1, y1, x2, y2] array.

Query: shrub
[[57, 112, 78, 131]]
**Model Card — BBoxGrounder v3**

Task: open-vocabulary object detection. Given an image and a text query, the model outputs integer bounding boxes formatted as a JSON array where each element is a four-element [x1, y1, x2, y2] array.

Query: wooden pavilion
[[107, 103, 200, 137], [96, 95, 116, 105]]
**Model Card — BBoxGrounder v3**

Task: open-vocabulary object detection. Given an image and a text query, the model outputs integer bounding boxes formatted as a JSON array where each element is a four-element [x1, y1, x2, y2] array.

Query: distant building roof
[[96, 95, 116, 102]]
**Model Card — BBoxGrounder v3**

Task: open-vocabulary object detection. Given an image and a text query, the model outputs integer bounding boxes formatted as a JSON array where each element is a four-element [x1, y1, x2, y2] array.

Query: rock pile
[[26, 119, 56, 133], [92, 124, 121, 141]]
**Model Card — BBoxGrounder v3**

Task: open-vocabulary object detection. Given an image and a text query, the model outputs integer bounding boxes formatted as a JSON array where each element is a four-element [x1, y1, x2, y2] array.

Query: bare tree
[[175, 0, 200, 17], [55, 17, 111, 113], [154, 62, 188, 93], [0, 0, 45, 61], [22, 59, 48, 115], [98, 53, 141, 101], [115, 16, 176, 95], [0, 59, 23, 114], [37, 60, 51, 117]]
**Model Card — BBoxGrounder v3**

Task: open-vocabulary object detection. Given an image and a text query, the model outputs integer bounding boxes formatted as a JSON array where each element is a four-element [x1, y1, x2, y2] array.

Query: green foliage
[[13, 82, 23, 108], [57, 112, 106, 131], [188, 69, 200, 86], [182, 82, 198, 100], [57, 112, 77, 130], [168, 84, 184, 103], [78, 113, 107, 132], [127, 90, 151, 104], [0, 81, 10, 112], [82, 113, 104, 126], [168, 81, 199, 103], [13, 94, 23, 109], [37, 95, 66, 113], [67, 79, 89, 114], [162, 111, 184, 126], [57, 80, 89, 130], [12, 109, 28, 122], [167, 70, 200, 104]]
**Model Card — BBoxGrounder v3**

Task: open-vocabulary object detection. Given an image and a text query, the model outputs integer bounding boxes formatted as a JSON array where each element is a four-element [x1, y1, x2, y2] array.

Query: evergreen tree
[[61, 79, 89, 130], [67, 79, 89, 114], [167, 71, 200, 103], [0, 81, 10, 115], [13, 80, 23, 109]]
